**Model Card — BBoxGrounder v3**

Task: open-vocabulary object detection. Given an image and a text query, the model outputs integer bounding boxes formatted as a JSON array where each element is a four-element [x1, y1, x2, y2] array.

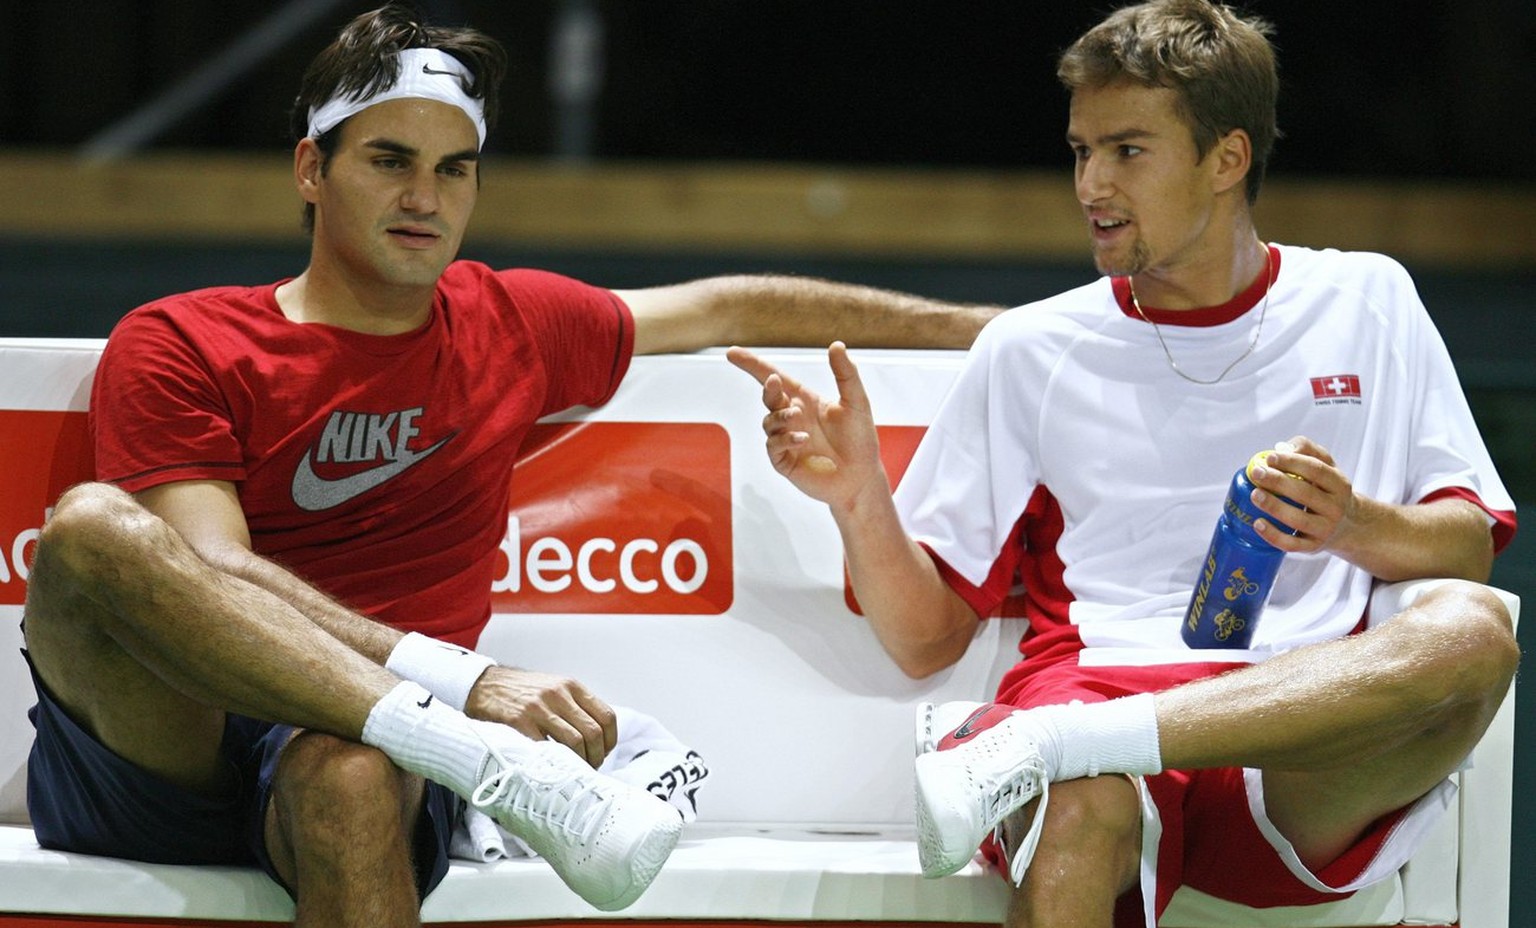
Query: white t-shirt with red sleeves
[[91, 261, 635, 648], [893, 244, 1516, 667]]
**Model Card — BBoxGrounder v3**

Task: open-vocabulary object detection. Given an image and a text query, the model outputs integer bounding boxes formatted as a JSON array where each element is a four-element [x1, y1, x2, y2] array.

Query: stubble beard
[[1094, 238, 1153, 279]]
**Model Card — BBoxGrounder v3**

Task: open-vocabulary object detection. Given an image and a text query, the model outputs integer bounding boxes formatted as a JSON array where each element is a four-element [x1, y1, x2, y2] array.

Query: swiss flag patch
[[1310, 374, 1362, 402]]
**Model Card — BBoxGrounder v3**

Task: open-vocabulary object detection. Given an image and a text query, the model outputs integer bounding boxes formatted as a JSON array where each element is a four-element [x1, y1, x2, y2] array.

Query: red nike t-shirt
[[90, 261, 634, 647]]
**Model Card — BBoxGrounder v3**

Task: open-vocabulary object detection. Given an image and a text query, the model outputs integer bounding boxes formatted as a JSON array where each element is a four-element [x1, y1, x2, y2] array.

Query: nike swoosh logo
[[422, 64, 459, 76], [950, 706, 992, 741], [290, 434, 452, 512]]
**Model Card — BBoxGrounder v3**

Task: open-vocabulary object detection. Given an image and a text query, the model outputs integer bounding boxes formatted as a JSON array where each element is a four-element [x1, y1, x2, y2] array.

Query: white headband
[[306, 47, 487, 149]]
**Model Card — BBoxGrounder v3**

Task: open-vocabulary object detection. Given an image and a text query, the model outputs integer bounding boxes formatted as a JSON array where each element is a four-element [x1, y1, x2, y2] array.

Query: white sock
[[1033, 693, 1162, 780], [361, 681, 532, 798]]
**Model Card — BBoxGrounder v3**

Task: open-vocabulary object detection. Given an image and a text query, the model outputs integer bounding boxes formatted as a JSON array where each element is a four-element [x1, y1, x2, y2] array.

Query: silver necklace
[[1129, 246, 1274, 386]]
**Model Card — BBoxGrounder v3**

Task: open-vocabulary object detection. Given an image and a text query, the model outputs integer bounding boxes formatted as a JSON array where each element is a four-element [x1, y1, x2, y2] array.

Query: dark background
[[2, 1, 1533, 179], [2, 0, 1533, 918]]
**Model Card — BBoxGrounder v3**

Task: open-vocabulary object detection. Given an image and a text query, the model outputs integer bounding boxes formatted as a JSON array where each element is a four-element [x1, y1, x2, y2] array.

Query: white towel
[[448, 705, 710, 862]]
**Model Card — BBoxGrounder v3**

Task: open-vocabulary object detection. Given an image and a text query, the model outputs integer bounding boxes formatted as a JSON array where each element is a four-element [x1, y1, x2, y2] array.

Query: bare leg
[[24, 483, 435, 919], [918, 583, 1516, 924], [22, 483, 672, 917], [1004, 777, 1141, 928], [23, 482, 401, 787], [1154, 581, 1518, 867], [265, 732, 429, 928]]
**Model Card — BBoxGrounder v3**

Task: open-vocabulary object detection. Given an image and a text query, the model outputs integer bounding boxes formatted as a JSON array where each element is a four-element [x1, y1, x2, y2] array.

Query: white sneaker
[[913, 701, 1050, 885], [470, 737, 683, 911]]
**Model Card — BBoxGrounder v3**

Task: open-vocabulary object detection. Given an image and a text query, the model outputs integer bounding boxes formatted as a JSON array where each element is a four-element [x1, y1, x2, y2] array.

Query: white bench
[[0, 339, 1516, 927]]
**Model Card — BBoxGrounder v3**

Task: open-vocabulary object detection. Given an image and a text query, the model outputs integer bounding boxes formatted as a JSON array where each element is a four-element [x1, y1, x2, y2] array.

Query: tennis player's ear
[[1209, 127, 1252, 197], [294, 137, 323, 205]]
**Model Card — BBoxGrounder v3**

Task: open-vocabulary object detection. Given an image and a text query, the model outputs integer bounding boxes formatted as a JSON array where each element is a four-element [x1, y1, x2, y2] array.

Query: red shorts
[[988, 657, 1437, 927]]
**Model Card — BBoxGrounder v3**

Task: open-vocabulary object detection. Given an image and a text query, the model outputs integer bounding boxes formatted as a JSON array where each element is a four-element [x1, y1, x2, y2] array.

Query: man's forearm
[[1332, 497, 1495, 583], [625, 275, 1004, 355], [714, 274, 1003, 350], [835, 479, 978, 679], [203, 545, 403, 664]]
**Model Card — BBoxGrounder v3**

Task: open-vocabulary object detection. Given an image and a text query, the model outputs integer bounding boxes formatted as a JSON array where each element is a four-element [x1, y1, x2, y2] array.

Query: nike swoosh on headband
[[306, 47, 487, 148]]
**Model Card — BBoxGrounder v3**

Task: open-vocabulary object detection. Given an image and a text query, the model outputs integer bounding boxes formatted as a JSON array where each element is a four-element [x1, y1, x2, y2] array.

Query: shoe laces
[[470, 745, 608, 841], [1000, 766, 1048, 886], [971, 720, 1049, 887]]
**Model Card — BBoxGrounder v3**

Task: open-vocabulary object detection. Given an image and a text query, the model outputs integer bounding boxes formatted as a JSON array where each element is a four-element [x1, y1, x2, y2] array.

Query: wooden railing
[[4, 150, 1531, 269]]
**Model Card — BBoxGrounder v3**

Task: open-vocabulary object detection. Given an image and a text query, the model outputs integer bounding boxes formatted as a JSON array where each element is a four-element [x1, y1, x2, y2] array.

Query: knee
[[26, 483, 148, 629], [1401, 581, 1520, 705], [1014, 776, 1140, 880], [1042, 776, 1139, 846], [273, 734, 416, 843], [1450, 582, 1520, 691], [36, 482, 158, 580], [45, 481, 138, 534]]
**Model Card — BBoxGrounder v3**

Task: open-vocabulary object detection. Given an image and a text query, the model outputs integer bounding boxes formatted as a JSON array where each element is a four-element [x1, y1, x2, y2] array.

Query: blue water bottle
[[1182, 451, 1302, 648]]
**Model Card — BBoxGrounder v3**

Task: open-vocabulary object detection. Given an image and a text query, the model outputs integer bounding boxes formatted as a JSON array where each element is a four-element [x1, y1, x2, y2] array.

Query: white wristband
[[385, 632, 497, 711]]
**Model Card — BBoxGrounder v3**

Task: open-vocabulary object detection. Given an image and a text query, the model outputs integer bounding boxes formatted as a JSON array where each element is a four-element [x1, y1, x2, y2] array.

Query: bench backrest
[[0, 340, 1021, 827]]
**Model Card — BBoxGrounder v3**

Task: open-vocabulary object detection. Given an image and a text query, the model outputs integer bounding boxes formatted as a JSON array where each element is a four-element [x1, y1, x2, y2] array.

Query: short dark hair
[[289, 3, 508, 231], [1057, 0, 1279, 204]]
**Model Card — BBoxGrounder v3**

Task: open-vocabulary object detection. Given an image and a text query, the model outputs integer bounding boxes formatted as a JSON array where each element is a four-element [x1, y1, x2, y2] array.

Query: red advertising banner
[[491, 421, 733, 614], [0, 410, 94, 602]]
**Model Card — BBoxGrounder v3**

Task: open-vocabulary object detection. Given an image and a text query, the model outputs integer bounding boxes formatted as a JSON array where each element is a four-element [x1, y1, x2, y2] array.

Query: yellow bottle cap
[[1244, 450, 1272, 479], [1246, 449, 1305, 483]]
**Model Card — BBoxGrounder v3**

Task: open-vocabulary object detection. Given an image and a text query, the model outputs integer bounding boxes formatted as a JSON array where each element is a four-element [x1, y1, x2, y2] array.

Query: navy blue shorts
[[23, 650, 458, 899]]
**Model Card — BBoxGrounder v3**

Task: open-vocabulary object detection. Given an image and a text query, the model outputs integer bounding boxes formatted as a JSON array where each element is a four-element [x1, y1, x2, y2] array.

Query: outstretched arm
[[727, 343, 978, 677], [1246, 436, 1496, 582], [620, 275, 1003, 355], [137, 479, 619, 765]]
